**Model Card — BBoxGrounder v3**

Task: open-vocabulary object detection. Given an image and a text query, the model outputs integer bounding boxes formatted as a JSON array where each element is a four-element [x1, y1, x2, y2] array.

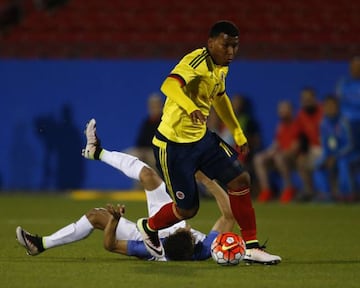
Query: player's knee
[[139, 166, 156, 181], [85, 208, 98, 225], [139, 166, 162, 190], [227, 171, 251, 191], [85, 208, 107, 229], [176, 206, 199, 219]]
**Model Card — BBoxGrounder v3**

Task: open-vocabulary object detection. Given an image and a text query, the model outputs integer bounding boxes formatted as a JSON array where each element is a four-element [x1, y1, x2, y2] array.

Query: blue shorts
[[152, 130, 245, 209]]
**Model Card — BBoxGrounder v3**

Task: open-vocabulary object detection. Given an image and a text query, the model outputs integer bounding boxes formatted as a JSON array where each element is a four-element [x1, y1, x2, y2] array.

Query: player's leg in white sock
[[43, 216, 94, 249], [100, 150, 147, 181], [145, 182, 187, 238], [145, 182, 173, 217]]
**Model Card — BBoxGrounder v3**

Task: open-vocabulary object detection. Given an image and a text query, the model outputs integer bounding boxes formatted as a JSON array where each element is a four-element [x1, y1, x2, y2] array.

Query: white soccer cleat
[[244, 248, 281, 265], [82, 118, 101, 160], [136, 218, 165, 259]]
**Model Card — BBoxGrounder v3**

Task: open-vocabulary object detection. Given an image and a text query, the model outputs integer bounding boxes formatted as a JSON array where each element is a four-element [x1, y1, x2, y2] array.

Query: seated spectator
[[126, 93, 163, 172], [313, 95, 359, 202], [254, 100, 299, 203], [219, 94, 261, 171], [336, 56, 360, 122], [336, 56, 360, 153], [232, 94, 262, 163], [207, 107, 222, 134], [295, 87, 323, 201]]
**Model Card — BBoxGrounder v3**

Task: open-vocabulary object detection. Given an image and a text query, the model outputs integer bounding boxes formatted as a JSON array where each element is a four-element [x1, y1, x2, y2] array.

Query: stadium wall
[[0, 60, 347, 191]]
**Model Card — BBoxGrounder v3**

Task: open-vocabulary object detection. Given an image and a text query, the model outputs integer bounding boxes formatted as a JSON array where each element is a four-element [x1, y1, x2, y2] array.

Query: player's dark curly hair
[[209, 20, 239, 38], [163, 230, 195, 261]]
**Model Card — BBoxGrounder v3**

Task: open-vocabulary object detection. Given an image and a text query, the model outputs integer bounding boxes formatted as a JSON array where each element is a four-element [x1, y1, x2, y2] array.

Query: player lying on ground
[[81, 118, 279, 264], [16, 123, 235, 261]]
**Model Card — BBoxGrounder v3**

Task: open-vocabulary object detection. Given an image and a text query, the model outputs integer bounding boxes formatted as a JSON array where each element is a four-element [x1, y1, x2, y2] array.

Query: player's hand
[[106, 204, 125, 221], [237, 143, 250, 156], [190, 110, 207, 125]]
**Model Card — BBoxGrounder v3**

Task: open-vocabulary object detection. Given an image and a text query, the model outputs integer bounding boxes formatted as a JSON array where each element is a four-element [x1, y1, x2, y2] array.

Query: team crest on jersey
[[176, 191, 185, 200]]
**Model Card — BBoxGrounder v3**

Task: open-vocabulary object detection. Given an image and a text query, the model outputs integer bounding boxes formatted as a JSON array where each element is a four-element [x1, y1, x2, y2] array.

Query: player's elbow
[[160, 77, 172, 96], [103, 239, 116, 252], [160, 76, 181, 96]]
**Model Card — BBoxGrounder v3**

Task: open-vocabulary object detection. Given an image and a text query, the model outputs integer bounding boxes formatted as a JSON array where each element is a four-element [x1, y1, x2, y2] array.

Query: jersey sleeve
[[169, 49, 209, 85], [192, 230, 219, 261]]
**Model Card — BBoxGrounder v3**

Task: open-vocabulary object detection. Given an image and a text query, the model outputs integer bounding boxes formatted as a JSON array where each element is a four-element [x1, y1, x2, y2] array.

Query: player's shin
[[228, 188, 259, 248], [43, 216, 94, 249], [147, 202, 184, 231], [100, 150, 147, 180]]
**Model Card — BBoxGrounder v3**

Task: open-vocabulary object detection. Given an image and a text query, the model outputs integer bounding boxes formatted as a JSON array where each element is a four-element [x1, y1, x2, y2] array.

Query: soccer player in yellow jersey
[[137, 21, 281, 264]]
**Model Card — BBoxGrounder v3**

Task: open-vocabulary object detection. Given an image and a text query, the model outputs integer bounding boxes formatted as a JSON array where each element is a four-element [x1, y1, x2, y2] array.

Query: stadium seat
[[1, 0, 359, 58]]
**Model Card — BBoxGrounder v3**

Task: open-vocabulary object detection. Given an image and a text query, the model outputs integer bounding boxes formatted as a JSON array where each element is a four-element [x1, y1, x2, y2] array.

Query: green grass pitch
[[1, 194, 359, 288]]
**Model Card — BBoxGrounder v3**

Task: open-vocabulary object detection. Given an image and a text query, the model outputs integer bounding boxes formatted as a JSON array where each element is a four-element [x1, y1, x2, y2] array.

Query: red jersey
[[296, 105, 323, 147], [275, 120, 299, 151]]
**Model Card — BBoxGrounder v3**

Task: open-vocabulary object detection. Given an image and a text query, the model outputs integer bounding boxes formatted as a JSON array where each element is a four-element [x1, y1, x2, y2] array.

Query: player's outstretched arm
[[103, 204, 128, 255], [195, 171, 235, 233]]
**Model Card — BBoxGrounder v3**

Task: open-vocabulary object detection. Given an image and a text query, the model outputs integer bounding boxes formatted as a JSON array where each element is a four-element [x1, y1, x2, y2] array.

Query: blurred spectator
[[313, 96, 359, 202], [220, 94, 261, 168], [295, 87, 323, 201], [207, 107, 222, 134], [336, 56, 360, 121], [336, 56, 360, 151], [126, 93, 163, 172], [232, 94, 262, 160], [254, 100, 299, 203]]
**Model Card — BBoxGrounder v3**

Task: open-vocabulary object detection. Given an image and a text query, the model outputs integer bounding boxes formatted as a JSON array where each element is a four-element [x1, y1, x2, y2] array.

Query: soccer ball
[[211, 232, 246, 266]]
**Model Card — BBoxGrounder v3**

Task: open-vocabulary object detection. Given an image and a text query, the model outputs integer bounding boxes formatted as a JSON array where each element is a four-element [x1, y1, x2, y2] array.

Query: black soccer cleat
[[16, 226, 45, 256]]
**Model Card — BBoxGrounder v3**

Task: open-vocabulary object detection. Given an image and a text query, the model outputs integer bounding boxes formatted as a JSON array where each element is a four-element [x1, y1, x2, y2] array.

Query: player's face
[[208, 33, 239, 66]]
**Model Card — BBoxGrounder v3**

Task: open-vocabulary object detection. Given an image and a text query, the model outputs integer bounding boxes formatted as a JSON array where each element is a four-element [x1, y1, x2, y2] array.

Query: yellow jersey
[[158, 48, 229, 143]]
